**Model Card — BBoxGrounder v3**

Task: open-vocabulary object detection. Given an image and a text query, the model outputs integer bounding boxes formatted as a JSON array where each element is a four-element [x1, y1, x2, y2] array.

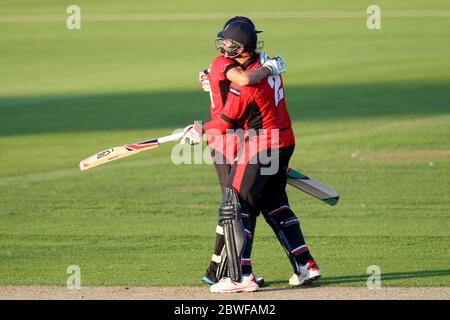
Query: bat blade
[[79, 139, 159, 171], [287, 168, 340, 206]]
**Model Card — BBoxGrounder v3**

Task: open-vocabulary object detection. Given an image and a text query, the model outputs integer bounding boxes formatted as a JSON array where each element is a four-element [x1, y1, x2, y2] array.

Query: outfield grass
[[0, 0, 449, 287]]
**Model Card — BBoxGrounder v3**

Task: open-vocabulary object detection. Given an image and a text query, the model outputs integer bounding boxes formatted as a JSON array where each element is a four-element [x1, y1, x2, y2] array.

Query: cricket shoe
[[203, 273, 265, 287], [210, 274, 259, 293], [202, 275, 216, 285], [289, 259, 321, 286]]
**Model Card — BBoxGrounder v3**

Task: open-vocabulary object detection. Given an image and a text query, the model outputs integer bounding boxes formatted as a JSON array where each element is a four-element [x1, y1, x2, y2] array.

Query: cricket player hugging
[[181, 17, 321, 293]]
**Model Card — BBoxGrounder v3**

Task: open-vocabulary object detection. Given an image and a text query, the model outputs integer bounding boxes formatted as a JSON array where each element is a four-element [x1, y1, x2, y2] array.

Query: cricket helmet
[[222, 16, 263, 34], [216, 21, 263, 58]]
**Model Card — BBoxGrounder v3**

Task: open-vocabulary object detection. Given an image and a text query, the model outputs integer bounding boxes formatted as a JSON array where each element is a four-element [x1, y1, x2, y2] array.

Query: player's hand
[[199, 69, 210, 92], [263, 56, 287, 75], [180, 122, 202, 145]]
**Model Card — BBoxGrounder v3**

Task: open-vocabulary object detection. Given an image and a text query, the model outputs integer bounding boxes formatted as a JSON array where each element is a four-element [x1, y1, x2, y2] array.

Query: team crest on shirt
[[229, 86, 241, 96]]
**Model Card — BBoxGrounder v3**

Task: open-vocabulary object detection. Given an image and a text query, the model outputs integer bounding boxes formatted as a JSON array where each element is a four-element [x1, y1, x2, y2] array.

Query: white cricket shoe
[[210, 274, 259, 293], [289, 259, 321, 286]]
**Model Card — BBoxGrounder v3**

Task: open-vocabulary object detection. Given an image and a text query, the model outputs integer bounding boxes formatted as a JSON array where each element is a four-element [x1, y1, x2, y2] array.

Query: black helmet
[[222, 16, 263, 34], [217, 21, 258, 50]]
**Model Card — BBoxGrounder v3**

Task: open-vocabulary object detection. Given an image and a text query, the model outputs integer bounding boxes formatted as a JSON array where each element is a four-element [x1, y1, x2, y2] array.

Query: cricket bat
[[79, 132, 183, 171], [287, 168, 340, 206]]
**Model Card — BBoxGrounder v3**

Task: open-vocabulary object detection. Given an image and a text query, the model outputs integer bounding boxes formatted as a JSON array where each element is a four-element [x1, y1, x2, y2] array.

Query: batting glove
[[263, 56, 287, 75], [259, 51, 270, 65], [180, 122, 203, 145], [199, 69, 211, 92]]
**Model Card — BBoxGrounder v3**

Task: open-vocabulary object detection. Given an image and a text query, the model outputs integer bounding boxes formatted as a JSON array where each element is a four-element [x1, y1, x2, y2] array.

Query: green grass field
[[0, 0, 449, 288]]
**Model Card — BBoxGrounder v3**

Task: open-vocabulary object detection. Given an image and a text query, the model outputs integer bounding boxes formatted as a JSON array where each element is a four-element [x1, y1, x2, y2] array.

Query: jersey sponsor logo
[[229, 86, 241, 97]]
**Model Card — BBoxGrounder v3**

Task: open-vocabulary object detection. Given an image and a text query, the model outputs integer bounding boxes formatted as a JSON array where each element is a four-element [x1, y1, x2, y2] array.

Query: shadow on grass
[[0, 81, 449, 136], [264, 269, 450, 288]]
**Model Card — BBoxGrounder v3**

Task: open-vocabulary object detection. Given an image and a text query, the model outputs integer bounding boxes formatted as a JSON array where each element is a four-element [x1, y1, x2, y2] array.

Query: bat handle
[[157, 132, 184, 144]]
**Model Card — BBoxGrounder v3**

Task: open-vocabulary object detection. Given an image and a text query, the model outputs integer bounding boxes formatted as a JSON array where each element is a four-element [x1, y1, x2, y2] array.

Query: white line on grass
[[0, 11, 449, 23]]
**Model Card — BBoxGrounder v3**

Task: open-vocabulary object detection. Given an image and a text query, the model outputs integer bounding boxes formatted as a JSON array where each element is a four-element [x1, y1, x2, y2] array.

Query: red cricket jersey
[[208, 55, 239, 120], [206, 55, 240, 162], [205, 55, 295, 149]]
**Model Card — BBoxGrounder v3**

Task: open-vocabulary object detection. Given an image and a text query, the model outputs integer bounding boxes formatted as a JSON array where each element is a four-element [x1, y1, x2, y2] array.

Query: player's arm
[[226, 66, 270, 86], [225, 52, 286, 87], [199, 66, 268, 91], [199, 55, 286, 91], [226, 54, 287, 86]]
